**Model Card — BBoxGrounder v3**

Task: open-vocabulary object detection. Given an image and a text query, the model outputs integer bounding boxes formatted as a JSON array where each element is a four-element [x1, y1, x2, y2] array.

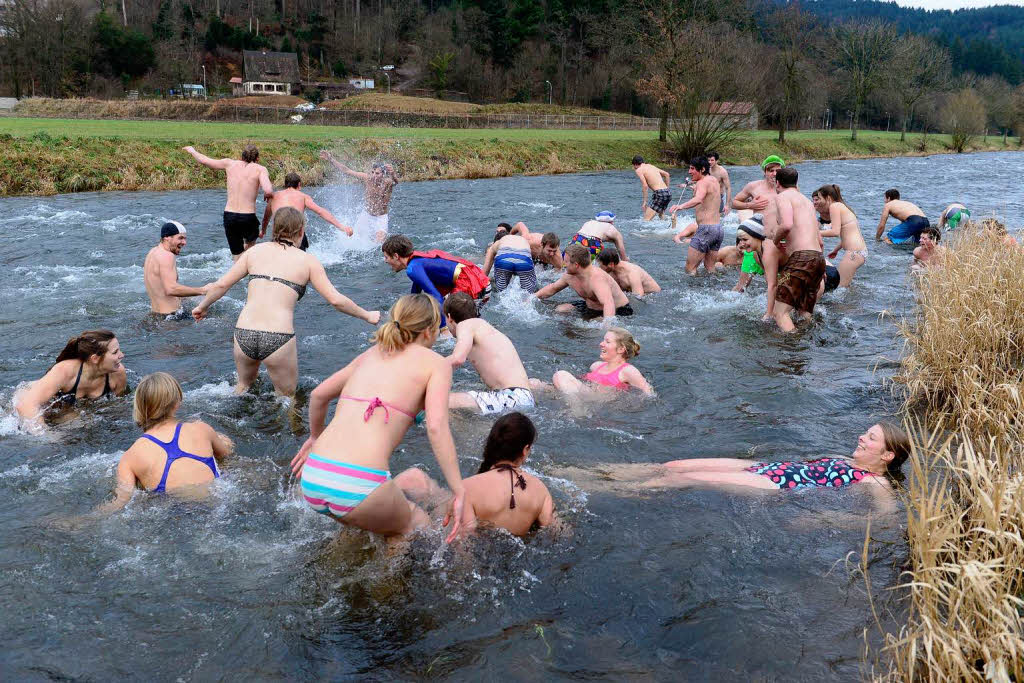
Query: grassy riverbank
[[0, 117, 1019, 195]]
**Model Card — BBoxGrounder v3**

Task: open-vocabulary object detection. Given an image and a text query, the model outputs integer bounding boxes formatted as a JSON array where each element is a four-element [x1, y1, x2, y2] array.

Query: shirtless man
[[875, 189, 928, 244], [320, 151, 397, 241], [912, 227, 945, 268], [483, 225, 538, 292], [732, 154, 784, 221], [938, 202, 970, 231], [510, 222, 563, 269], [632, 155, 672, 220], [565, 211, 628, 262], [261, 172, 353, 250], [535, 244, 633, 319], [143, 222, 208, 318], [443, 293, 536, 414], [708, 150, 732, 217], [668, 156, 722, 275], [597, 247, 661, 296], [762, 167, 824, 333], [182, 145, 274, 261]]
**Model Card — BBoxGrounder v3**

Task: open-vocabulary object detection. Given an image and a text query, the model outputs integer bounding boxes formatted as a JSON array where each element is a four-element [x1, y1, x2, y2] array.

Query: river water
[[1, 151, 1020, 680]]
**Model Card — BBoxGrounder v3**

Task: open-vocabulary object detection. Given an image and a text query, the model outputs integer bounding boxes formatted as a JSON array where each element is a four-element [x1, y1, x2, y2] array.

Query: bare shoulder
[[110, 367, 130, 394]]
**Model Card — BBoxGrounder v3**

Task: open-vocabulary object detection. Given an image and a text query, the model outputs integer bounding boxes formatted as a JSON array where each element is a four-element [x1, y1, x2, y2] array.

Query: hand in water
[[828, 247, 840, 259], [291, 437, 314, 475], [443, 489, 466, 543]]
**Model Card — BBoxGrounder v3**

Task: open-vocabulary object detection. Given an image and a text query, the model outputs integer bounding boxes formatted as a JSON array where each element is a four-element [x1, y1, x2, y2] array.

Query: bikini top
[[339, 395, 417, 423], [53, 362, 112, 408], [249, 273, 307, 299], [492, 463, 527, 509], [583, 362, 632, 390], [141, 422, 220, 493]]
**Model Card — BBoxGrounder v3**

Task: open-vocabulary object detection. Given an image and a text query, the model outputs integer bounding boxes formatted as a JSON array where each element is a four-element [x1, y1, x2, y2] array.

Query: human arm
[[627, 268, 646, 296], [15, 363, 71, 422], [819, 204, 843, 239], [734, 270, 753, 293], [763, 246, 779, 319], [307, 197, 353, 236], [622, 365, 655, 396], [424, 359, 466, 543], [199, 421, 234, 459], [182, 146, 230, 170], [159, 255, 206, 298], [260, 201, 272, 239], [610, 228, 628, 261], [593, 279, 617, 319], [308, 258, 380, 324], [635, 169, 649, 206], [875, 206, 891, 240], [537, 485, 556, 528], [319, 151, 369, 181], [482, 243, 498, 276], [773, 196, 794, 246], [191, 253, 252, 320], [447, 328, 474, 367], [732, 183, 769, 212], [723, 174, 732, 213], [673, 180, 708, 212], [291, 356, 363, 474], [94, 446, 142, 514], [534, 275, 570, 300]]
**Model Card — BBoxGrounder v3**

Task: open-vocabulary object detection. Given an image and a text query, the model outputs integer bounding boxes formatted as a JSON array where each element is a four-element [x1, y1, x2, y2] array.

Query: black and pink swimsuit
[[746, 458, 877, 490]]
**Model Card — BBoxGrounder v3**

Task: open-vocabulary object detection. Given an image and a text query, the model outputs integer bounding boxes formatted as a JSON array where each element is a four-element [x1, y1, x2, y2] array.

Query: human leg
[[772, 301, 796, 333], [641, 470, 779, 490], [492, 267, 512, 292], [334, 479, 430, 537], [838, 252, 864, 287], [663, 458, 756, 472], [702, 248, 719, 273], [263, 337, 299, 397], [394, 467, 444, 503], [231, 337, 262, 394], [553, 370, 585, 393], [685, 246, 706, 275], [449, 391, 483, 411]]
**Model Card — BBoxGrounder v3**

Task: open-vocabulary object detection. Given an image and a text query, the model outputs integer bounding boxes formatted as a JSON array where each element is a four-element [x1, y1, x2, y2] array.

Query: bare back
[[495, 233, 532, 254], [365, 175, 397, 216], [225, 160, 269, 213], [777, 188, 822, 253], [128, 421, 218, 491], [460, 319, 530, 389], [577, 220, 620, 241], [887, 199, 925, 222], [143, 246, 179, 314], [464, 469, 553, 536], [269, 188, 309, 214], [568, 266, 630, 310], [236, 242, 314, 332], [635, 163, 668, 191]]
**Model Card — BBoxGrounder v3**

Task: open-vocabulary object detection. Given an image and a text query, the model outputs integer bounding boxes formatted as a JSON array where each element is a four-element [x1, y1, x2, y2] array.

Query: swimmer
[[320, 151, 397, 241], [547, 327, 654, 396], [143, 221, 208, 317], [394, 412, 555, 537], [382, 235, 491, 329], [483, 225, 539, 293], [732, 155, 784, 219], [192, 207, 380, 397], [444, 293, 536, 415], [632, 155, 672, 220], [875, 189, 928, 244], [732, 216, 782, 294], [668, 156, 723, 275], [261, 172, 353, 249], [290, 294, 467, 541], [565, 211, 628, 262], [597, 247, 661, 296], [182, 144, 274, 260], [912, 227, 945, 268], [713, 239, 745, 270], [707, 150, 732, 217], [98, 372, 233, 511], [15, 330, 128, 427], [535, 244, 633, 320], [813, 184, 867, 287], [978, 217, 1020, 248], [510, 222, 563, 269], [938, 202, 970, 231]]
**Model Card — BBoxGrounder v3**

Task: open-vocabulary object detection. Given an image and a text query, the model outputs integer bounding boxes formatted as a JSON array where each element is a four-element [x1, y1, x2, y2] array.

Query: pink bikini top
[[583, 362, 632, 390]]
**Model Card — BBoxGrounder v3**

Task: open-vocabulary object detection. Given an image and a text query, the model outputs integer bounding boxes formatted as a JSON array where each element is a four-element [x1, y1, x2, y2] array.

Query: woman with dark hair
[[395, 412, 556, 537], [16, 329, 128, 426], [812, 184, 867, 287]]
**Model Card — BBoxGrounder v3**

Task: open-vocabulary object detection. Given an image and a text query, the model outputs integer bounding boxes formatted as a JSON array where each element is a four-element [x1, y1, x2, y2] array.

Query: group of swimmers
[[16, 145, 954, 542]]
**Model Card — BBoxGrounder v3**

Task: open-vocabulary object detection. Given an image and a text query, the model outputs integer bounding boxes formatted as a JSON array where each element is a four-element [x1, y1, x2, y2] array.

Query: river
[[1, 151, 1020, 680]]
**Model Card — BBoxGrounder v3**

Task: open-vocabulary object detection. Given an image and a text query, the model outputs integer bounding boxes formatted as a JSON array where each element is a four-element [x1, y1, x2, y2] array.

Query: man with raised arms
[[875, 188, 928, 244], [762, 166, 824, 333], [565, 211, 629, 262], [707, 150, 732, 218], [320, 151, 397, 241], [535, 244, 633, 320], [444, 293, 536, 415], [597, 247, 661, 296], [143, 221, 208, 318], [261, 172, 353, 249], [632, 155, 672, 220], [182, 144, 274, 260], [510, 222, 563, 269], [668, 156, 722, 275], [732, 154, 784, 220]]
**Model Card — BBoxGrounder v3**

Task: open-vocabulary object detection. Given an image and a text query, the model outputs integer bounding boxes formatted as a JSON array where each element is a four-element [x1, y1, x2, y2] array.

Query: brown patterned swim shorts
[[775, 250, 825, 314]]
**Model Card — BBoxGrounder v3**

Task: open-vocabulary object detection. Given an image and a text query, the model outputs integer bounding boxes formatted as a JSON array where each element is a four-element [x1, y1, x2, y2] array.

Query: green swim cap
[[761, 154, 785, 169]]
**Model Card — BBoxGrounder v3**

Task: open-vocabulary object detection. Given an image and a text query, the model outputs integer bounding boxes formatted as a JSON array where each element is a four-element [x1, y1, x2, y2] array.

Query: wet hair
[[776, 167, 798, 188], [381, 234, 414, 258], [373, 293, 440, 353], [497, 222, 512, 231], [608, 327, 640, 359], [284, 172, 301, 189], [923, 227, 942, 243], [478, 412, 537, 474], [815, 184, 856, 217], [55, 329, 116, 365], [689, 156, 710, 175], [565, 244, 591, 267], [443, 291, 479, 323], [885, 188, 900, 201], [597, 247, 621, 266], [493, 229, 509, 242], [631, 155, 644, 166], [707, 150, 720, 161], [133, 372, 183, 430], [878, 421, 910, 474], [241, 145, 259, 163], [541, 232, 560, 248], [272, 207, 305, 246]]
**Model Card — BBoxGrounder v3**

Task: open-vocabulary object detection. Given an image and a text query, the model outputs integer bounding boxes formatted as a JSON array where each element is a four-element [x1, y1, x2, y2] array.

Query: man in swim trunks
[[535, 244, 633, 320], [938, 202, 970, 231], [443, 293, 536, 415], [321, 151, 397, 242], [143, 221, 209, 318], [763, 167, 825, 333], [632, 155, 672, 220], [668, 156, 722, 275], [510, 222, 563, 269], [732, 154, 784, 221], [708, 150, 732, 217], [875, 188, 928, 244], [182, 144, 274, 261], [566, 211, 629, 262], [382, 234, 491, 329], [597, 247, 661, 296], [261, 172, 353, 249], [483, 225, 539, 293]]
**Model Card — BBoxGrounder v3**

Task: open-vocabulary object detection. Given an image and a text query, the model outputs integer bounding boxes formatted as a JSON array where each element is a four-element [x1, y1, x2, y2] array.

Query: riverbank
[[0, 117, 1019, 195]]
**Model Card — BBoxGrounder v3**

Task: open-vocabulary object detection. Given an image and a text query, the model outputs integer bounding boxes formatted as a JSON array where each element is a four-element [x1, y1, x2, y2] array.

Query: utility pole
[[545, 80, 552, 105]]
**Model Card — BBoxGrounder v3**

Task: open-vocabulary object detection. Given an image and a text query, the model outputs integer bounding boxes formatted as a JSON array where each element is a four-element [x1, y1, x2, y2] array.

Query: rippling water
[[2, 151, 1022, 680]]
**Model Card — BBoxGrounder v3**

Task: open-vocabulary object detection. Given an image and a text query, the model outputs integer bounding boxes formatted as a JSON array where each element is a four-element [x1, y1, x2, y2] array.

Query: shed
[[348, 78, 375, 90], [242, 50, 300, 96], [230, 77, 243, 97], [700, 101, 759, 130]]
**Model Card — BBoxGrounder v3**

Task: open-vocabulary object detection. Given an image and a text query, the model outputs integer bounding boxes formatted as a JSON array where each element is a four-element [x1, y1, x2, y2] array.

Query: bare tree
[[887, 34, 950, 142], [942, 88, 986, 153], [977, 75, 1014, 144], [760, 5, 823, 143], [829, 20, 899, 141]]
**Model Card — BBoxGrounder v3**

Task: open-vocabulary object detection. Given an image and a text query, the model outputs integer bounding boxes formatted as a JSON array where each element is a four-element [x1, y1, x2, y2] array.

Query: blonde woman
[[193, 207, 380, 396], [103, 372, 233, 510], [290, 294, 467, 541], [813, 184, 867, 287], [550, 328, 654, 396]]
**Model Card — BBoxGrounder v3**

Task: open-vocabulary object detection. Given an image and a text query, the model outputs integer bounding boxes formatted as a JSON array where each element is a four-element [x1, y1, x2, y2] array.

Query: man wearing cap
[[261, 172, 353, 249], [565, 212, 629, 262], [732, 155, 784, 221], [143, 222, 209, 318], [632, 155, 672, 221]]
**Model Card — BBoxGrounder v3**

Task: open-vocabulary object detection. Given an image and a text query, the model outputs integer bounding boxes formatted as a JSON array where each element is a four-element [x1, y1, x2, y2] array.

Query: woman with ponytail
[[192, 207, 380, 397], [290, 294, 468, 541], [812, 184, 867, 287], [16, 329, 128, 425]]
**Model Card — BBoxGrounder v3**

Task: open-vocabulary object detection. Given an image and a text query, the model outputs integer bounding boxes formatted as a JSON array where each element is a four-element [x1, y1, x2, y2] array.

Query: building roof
[[701, 101, 756, 116], [229, 77, 242, 84], [242, 50, 300, 84]]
